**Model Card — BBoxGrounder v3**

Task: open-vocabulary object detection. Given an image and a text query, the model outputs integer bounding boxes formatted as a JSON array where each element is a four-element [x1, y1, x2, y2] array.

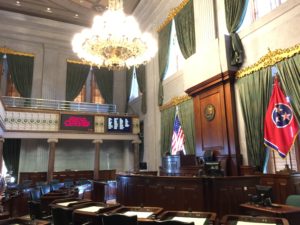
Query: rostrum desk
[[116, 173, 260, 218]]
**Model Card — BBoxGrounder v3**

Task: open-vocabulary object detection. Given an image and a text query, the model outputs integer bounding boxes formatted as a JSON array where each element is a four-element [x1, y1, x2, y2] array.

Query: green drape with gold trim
[[93, 67, 114, 104], [276, 54, 300, 121], [3, 139, 21, 181], [178, 99, 195, 154], [236, 67, 272, 171], [136, 65, 147, 114], [7, 54, 34, 97], [161, 106, 176, 156], [65, 62, 90, 101], [225, 0, 249, 66], [158, 22, 172, 106], [125, 68, 134, 113], [174, 0, 196, 59]]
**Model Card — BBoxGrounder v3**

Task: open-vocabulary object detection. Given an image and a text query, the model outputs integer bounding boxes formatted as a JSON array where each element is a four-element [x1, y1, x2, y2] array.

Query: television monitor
[[255, 185, 273, 205]]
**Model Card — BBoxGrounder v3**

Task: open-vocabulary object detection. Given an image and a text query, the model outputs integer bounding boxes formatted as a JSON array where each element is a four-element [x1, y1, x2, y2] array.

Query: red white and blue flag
[[171, 109, 186, 155], [264, 78, 299, 158]]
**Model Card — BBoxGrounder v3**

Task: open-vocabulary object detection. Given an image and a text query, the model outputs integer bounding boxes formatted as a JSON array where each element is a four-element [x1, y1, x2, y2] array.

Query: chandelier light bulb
[[72, 0, 157, 70]]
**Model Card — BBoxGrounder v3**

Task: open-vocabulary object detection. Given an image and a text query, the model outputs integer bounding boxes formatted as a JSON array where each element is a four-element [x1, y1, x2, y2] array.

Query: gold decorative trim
[[157, 0, 190, 33], [0, 47, 34, 57], [160, 95, 191, 111], [236, 43, 300, 78], [67, 59, 92, 65]]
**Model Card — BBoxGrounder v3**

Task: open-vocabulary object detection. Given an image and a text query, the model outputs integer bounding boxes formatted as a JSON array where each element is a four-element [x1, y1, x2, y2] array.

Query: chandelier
[[72, 0, 157, 70]]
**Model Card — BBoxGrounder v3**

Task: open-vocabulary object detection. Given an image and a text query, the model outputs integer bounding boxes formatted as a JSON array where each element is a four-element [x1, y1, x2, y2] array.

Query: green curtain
[[276, 54, 300, 121], [158, 22, 172, 106], [178, 99, 196, 154], [136, 65, 147, 114], [3, 139, 21, 181], [125, 68, 134, 113], [93, 67, 114, 104], [7, 54, 34, 97], [174, 0, 196, 59], [161, 106, 176, 156], [225, 0, 249, 66], [65, 62, 90, 101], [236, 67, 272, 171]]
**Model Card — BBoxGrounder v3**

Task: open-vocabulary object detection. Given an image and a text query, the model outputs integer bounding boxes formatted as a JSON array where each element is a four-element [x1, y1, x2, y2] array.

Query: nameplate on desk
[[106, 116, 132, 133], [123, 211, 153, 218], [172, 217, 206, 225], [237, 222, 276, 225], [56, 201, 78, 207], [77, 206, 104, 212]]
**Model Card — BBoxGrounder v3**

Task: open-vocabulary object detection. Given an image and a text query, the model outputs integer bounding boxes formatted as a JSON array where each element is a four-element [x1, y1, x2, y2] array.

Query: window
[[164, 20, 185, 79], [242, 0, 287, 28], [74, 69, 105, 104], [129, 67, 140, 101]]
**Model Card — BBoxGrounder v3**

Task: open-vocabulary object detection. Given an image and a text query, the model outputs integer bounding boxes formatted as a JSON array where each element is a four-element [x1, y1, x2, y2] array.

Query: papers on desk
[[56, 201, 78, 206], [123, 211, 153, 218], [77, 206, 104, 212], [237, 222, 276, 225], [172, 217, 207, 225]]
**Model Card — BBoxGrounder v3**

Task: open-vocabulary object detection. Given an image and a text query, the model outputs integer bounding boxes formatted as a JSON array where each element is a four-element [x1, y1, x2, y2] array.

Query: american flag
[[171, 112, 186, 155]]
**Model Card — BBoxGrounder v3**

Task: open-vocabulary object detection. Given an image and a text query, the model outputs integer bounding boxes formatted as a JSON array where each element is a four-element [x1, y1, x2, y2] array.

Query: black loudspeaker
[[139, 162, 147, 170]]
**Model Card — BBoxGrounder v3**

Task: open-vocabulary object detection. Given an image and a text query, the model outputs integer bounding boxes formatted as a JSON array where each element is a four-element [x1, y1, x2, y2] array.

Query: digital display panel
[[60, 114, 94, 132], [107, 116, 132, 133]]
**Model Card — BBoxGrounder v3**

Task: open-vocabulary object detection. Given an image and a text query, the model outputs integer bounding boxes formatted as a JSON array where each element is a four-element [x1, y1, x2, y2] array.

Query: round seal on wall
[[204, 104, 215, 121]]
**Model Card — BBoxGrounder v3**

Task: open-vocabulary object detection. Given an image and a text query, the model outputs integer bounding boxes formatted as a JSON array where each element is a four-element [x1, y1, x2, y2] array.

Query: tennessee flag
[[264, 78, 299, 158]]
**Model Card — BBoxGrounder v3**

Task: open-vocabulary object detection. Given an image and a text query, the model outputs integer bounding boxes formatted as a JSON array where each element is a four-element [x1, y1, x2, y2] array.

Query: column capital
[[93, 139, 103, 144], [47, 138, 58, 143], [132, 140, 141, 144]]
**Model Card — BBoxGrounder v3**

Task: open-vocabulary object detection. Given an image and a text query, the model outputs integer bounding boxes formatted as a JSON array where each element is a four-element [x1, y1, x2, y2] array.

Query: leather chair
[[102, 214, 138, 225], [51, 182, 65, 191], [285, 195, 300, 207], [40, 184, 51, 195]]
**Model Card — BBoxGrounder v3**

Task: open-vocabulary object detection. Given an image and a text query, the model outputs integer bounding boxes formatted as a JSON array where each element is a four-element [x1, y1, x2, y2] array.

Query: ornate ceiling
[[0, 0, 141, 26]]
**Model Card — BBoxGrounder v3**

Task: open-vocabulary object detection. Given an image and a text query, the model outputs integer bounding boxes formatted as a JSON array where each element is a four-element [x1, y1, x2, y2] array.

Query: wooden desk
[[220, 215, 289, 225], [158, 211, 217, 225], [240, 203, 300, 225], [72, 202, 120, 225], [111, 206, 163, 222], [15, 215, 51, 225]]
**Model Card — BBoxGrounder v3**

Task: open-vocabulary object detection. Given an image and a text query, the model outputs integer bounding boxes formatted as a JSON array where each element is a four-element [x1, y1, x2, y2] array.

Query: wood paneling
[[116, 173, 260, 218], [186, 71, 241, 175]]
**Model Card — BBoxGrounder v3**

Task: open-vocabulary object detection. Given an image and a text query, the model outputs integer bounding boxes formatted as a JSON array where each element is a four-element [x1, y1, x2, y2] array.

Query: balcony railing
[[1, 96, 117, 113]]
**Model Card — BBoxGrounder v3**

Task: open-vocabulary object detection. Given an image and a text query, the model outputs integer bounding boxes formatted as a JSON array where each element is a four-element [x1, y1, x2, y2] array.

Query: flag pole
[[289, 151, 293, 171]]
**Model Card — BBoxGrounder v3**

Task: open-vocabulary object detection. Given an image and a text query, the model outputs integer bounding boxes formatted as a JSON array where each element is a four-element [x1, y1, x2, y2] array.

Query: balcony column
[[47, 138, 58, 182], [0, 138, 4, 175], [93, 139, 103, 180], [132, 140, 141, 172]]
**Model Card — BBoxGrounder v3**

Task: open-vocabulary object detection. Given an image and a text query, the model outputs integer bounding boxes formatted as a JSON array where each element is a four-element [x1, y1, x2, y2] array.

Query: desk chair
[[285, 195, 300, 207], [52, 207, 72, 225], [102, 214, 138, 225]]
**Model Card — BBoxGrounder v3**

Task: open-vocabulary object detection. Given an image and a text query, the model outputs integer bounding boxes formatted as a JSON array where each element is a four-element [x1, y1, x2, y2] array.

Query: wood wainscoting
[[186, 71, 241, 176]]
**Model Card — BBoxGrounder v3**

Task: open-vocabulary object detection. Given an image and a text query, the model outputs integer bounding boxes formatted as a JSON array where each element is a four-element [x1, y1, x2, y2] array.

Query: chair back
[[51, 182, 65, 191], [30, 188, 42, 201], [102, 214, 138, 225], [40, 184, 51, 195], [285, 195, 300, 207]]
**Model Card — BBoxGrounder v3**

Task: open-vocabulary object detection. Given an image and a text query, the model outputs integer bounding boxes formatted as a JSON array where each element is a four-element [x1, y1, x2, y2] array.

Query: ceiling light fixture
[[71, 0, 157, 70]]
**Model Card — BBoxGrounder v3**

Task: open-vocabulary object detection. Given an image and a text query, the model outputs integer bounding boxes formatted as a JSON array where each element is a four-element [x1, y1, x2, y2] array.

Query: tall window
[[242, 0, 287, 28], [164, 20, 185, 79], [129, 67, 140, 101], [74, 70, 105, 104]]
